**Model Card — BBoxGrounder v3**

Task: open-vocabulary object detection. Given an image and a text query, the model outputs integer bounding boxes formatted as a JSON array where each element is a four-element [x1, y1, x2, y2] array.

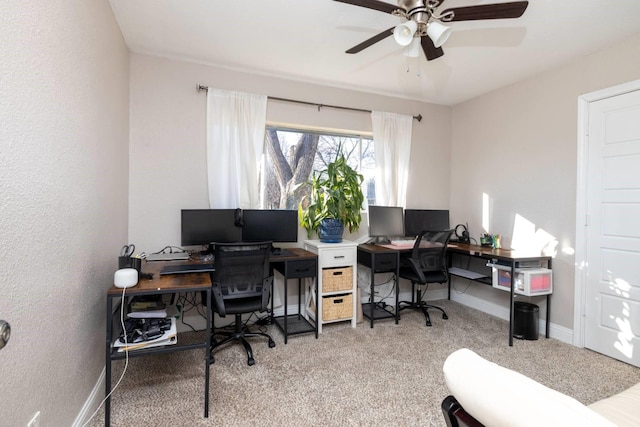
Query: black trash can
[[513, 301, 539, 340]]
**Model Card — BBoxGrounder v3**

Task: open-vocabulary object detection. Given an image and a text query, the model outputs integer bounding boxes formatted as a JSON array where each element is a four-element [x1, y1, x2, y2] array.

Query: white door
[[584, 89, 640, 367]]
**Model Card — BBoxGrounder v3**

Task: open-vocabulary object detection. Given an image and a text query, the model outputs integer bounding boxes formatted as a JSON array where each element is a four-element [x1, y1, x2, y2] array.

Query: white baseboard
[[73, 368, 105, 427]]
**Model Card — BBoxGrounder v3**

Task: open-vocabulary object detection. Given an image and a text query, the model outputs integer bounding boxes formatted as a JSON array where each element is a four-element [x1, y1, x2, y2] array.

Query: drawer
[[322, 266, 353, 292], [320, 247, 355, 267], [372, 253, 397, 272], [322, 293, 353, 321], [285, 259, 317, 279]]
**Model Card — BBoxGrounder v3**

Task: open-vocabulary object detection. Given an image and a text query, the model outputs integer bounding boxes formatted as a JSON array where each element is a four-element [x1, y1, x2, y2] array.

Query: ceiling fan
[[334, 0, 529, 61]]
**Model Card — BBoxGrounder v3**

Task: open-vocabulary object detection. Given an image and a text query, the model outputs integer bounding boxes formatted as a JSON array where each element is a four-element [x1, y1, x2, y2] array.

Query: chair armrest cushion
[[443, 348, 616, 427], [589, 382, 640, 427]]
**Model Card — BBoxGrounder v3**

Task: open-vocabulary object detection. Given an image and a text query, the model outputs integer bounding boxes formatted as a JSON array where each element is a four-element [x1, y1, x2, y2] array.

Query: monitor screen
[[241, 209, 298, 243], [181, 209, 242, 246], [404, 209, 450, 236], [368, 205, 404, 239]]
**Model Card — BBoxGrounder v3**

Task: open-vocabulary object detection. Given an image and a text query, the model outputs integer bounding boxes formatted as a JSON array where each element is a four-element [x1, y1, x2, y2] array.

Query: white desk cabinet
[[304, 239, 358, 333]]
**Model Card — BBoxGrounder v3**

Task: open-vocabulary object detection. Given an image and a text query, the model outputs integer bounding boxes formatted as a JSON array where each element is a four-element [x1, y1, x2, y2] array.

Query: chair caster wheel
[[248, 358, 255, 366], [442, 314, 449, 320], [268, 340, 276, 348]]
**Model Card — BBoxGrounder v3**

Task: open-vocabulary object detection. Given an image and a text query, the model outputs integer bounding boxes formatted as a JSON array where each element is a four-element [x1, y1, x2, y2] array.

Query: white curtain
[[206, 88, 267, 209], [371, 111, 413, 207]]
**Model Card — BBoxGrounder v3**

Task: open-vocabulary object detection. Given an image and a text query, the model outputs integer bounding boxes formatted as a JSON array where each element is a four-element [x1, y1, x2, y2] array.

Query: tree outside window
[[261, 126, 375, 210]]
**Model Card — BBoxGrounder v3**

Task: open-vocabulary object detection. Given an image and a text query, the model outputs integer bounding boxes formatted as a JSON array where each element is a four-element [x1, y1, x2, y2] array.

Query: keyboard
[[386, 239, 442, 249], [159, 263, 214, 275], [389, 239, 417, 247]]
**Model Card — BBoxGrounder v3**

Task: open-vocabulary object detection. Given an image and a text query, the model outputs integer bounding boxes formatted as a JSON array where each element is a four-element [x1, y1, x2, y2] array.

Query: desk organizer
[[322, 293, 354, 321], [490, 264, 552, 296]]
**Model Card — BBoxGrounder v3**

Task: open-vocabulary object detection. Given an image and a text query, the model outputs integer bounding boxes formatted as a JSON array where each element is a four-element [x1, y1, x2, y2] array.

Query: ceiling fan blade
[[420, 36, 444, 61], [441, 1, 528, 21], [333, 0, 400, 15], [346, 27, 394, 54], [421, 36, 444, 61]]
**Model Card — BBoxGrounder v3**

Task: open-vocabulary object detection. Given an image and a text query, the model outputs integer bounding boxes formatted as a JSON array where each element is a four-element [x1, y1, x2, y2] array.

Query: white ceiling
[[109, 0, 640, 106]]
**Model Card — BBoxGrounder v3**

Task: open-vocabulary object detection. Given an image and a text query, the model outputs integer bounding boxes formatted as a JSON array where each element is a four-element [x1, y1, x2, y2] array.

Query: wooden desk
[[105, 261, 212, 427], [269, 248, 318, 343], [447, 243, 552, 346], [357, 244, 400, 327]]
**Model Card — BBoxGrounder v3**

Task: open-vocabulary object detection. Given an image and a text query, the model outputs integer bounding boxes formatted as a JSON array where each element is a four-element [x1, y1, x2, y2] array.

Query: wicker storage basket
[[322, 293, 353, 321], [322, 266, 353, 292]]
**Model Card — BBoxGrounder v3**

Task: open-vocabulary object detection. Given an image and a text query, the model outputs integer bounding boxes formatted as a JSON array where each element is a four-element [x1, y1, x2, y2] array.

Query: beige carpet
[[90, 300, 640, 426]]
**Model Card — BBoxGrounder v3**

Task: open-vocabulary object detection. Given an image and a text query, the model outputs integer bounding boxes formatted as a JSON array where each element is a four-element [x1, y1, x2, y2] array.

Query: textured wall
[[0, 2, 129, 426], [450, 32, 640, 331]]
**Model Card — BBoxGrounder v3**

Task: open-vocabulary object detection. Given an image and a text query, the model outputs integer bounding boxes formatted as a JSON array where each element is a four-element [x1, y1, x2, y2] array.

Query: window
[[260, 126, 375, 210]]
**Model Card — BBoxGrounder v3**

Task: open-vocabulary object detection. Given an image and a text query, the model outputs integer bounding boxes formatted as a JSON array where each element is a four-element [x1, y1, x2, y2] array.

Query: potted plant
[[298, 151, 365, 243]]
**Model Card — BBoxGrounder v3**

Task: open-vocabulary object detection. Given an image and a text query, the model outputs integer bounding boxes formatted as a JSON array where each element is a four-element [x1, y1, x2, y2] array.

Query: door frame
[[574, 78, 640, 347]]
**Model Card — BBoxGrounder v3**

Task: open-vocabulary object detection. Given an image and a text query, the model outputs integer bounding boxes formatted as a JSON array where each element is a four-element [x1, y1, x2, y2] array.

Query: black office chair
[[398, 229, 454, 326], [209, 241, 275, 366]]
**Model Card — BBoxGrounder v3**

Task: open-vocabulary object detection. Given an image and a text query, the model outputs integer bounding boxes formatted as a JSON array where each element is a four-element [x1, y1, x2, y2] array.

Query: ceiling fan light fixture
[[403, 37, 421, 57], [426, 20, 451, 48], [393, 20, 418, 46]]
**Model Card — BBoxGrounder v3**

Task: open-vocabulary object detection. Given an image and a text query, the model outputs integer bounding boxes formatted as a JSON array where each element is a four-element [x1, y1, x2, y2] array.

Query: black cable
[[174, 292, 208, 331], [151, 245, 188, 255]]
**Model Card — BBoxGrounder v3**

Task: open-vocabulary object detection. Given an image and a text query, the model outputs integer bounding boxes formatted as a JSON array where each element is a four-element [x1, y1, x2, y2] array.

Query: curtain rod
[[196, 84, 422, 122]]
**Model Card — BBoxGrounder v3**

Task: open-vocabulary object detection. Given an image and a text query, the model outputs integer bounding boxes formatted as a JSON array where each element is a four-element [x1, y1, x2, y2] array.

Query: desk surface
[[269, 247, 317, 262], [107, 260, 210, 295], [447, 243, 551, 261], [357, 243, 402, 254], [360, 242, 550, 262], [108, 248, 317, 295]]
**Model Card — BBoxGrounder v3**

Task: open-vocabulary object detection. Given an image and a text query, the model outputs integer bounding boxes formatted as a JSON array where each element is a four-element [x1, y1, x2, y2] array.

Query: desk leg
[[545, 294, 551, 338], [509, 263, 515, 347], [369, 255, 375, 328], [283, 275, 289, 344], [105, 296, 113, 427], [546, 258, 552, 339], [394, 254, 400, 324], [297, 278, 302, 322], [204, 289, 211, 418]]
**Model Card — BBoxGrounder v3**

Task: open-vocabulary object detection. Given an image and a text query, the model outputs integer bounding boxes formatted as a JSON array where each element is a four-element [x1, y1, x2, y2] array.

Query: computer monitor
[[404, 209, 450, 236], [241, 209, 298, 243], [368, 205, 404, 243], [181, 209, 242, 250]]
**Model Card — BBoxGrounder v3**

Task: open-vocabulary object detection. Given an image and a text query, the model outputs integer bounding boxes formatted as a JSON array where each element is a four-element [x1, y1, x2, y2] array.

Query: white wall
[[450, 32, 640, 331], [0, 2, 129, 426], [128, 53, 451, 252]]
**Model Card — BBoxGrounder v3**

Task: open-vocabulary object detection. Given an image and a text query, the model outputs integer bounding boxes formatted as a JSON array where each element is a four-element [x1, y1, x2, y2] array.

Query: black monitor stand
[[372, 236, 391, 245]]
